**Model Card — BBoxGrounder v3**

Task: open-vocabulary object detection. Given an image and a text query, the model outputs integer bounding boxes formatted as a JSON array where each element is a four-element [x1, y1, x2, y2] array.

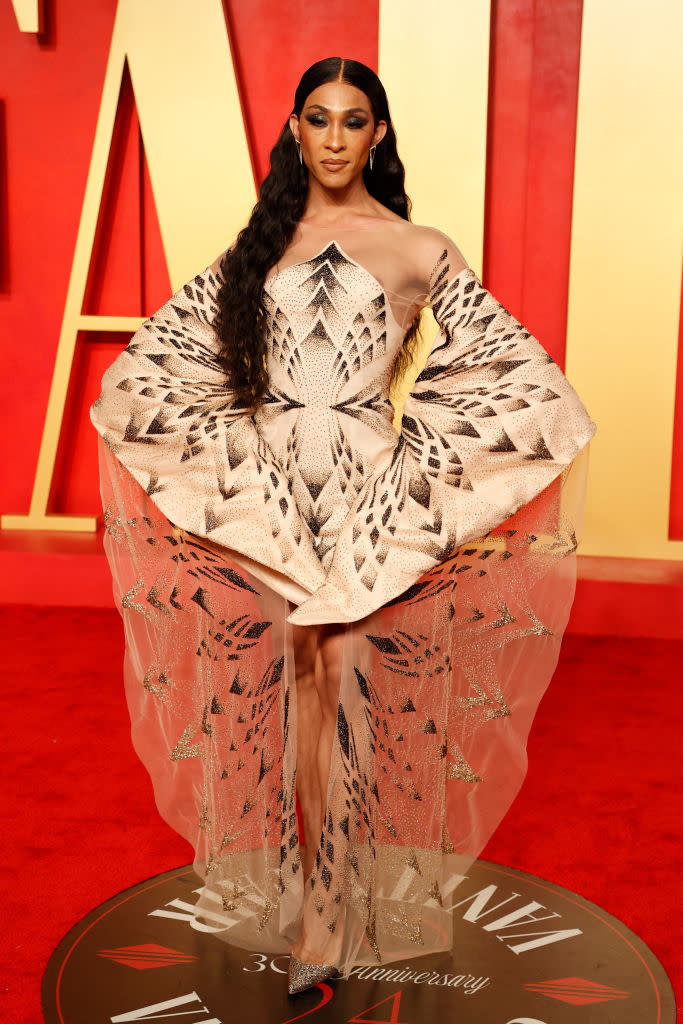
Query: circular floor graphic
[[42, 859, 675, 1024]]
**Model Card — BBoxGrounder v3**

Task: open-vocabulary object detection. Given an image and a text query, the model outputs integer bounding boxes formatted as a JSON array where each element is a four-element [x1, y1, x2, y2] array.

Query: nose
[[326, 122, 345, 152]]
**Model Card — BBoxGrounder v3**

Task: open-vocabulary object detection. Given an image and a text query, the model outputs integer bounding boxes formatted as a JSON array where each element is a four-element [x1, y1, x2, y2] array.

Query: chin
[[317, 167, 357, 184]]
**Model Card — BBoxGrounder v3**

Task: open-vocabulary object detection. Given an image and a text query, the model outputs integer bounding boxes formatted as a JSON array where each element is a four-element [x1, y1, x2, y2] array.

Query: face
[[289, 80, 387, 187]]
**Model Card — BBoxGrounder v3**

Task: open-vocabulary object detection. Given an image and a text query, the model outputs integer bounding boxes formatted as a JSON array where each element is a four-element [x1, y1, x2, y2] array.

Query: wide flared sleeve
[[287, 242, 597, 625], [90, 263, 327, 600]]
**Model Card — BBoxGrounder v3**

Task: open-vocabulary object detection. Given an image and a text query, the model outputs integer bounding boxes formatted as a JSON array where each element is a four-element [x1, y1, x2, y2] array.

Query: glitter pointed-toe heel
[[287, 955, 339, 995]]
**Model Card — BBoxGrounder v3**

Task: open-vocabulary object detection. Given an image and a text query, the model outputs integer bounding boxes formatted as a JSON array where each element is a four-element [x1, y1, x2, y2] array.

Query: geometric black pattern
[[92, 235, 596, 628], [283, 243, 597, 625], [91, 228, 597, 976]]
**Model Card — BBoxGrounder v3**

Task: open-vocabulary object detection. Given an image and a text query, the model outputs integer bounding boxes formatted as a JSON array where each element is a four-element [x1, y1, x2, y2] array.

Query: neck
[[301, 173, 377, 224]]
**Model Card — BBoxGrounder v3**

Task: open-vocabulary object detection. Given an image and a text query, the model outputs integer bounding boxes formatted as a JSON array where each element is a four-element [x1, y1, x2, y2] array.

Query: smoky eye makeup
[[304, 113, 369, 129]]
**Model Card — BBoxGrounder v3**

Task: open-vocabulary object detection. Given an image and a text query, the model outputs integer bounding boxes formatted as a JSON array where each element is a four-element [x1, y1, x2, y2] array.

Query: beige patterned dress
[[91, 222, 596, 975]]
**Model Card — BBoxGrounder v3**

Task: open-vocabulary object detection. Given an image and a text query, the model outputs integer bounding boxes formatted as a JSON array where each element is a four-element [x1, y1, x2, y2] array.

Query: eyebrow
[[305, 104, 369, 115]]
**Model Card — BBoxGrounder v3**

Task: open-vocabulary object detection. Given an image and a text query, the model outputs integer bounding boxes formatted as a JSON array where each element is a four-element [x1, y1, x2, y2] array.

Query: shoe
[[287, 954, 339, 995]]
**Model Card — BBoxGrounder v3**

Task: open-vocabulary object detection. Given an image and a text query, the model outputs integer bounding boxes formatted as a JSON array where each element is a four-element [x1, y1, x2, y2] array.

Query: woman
[[91, 57, 596, 995]]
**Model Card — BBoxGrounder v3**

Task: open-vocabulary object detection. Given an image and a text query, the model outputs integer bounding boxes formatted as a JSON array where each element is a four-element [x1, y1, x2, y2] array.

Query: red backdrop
[[0, 0, 590, 524]]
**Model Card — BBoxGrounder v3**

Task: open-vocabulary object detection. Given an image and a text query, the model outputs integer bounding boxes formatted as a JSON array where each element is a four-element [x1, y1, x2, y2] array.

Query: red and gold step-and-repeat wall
[[1, 0, 682, 598]]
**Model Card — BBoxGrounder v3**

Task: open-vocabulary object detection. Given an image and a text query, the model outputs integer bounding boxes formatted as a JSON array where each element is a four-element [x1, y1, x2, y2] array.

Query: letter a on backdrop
[[2, 0, 255, 532]]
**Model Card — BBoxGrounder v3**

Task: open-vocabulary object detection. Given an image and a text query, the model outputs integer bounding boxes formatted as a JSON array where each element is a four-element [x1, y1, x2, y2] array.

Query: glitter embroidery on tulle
[[92, 225, 596, 977]]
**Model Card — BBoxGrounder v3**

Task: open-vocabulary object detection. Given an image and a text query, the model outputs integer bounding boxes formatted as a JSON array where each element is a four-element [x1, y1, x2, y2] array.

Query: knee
[[319, 649, 343, 693], [292, 624, 319, 684], [315, 626, 346, 712]]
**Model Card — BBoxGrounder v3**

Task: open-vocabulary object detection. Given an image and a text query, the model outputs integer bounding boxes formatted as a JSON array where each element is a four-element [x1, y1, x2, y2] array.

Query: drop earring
[[369, 144, 377, 171], [296, 139, 303, 165]]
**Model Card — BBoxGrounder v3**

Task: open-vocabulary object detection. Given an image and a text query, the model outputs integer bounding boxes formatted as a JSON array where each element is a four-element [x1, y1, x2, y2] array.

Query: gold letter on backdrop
[[566, 0, 683, 560], [10, 0, 42, 33], [378, 0, 491, 414], [378, 0, 490, 274], [2, 0, 255, 532]]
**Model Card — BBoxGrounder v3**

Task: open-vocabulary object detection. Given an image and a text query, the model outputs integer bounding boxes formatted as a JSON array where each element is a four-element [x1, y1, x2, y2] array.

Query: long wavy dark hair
[[214, 56, 420, 411]]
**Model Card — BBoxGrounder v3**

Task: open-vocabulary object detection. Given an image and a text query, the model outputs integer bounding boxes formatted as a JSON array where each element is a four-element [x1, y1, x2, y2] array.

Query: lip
[[320, 160, 348, 170]]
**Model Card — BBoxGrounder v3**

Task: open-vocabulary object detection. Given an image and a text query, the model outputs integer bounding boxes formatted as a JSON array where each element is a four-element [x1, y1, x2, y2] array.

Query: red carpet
[[0, 605, 679, 1022]]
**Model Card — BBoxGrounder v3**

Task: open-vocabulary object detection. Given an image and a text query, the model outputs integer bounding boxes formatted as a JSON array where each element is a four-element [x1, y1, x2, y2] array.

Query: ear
[[372, 119, 388, 147], [289, 113, 300, 143]]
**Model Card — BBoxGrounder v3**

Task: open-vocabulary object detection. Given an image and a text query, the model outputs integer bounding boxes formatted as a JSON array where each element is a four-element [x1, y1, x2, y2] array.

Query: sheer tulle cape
[[92, 226, 596, 973], [98, 434, 590, 975]]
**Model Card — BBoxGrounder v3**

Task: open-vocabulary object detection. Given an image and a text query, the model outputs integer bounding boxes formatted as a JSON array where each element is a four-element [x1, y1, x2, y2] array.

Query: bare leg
[[313, 623, 346, 844], [291, 623, 323, 879], [292, 621, 346, 964]]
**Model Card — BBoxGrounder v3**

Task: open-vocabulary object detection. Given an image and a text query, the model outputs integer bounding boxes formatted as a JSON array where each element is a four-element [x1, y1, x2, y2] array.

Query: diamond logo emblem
[[524, 976, 631, 1005], [97, 943, 198, 970]]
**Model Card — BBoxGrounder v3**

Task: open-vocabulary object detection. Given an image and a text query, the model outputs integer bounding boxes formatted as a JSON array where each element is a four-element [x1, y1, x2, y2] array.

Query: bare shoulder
[[406, 224, 469, 278]]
